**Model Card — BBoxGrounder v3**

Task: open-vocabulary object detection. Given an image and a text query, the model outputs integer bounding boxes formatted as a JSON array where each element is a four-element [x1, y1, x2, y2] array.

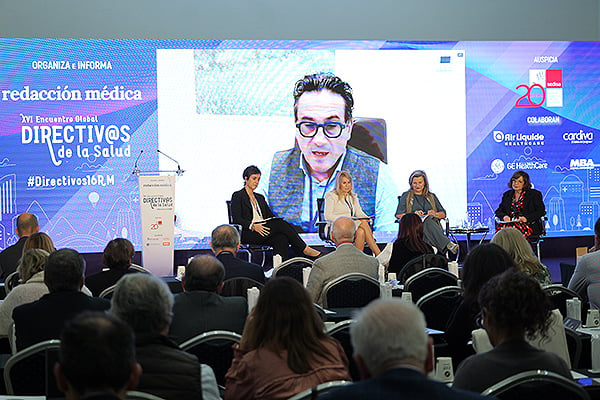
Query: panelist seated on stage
[[494, 170, 546, 240], [210, 224, 266, 283], [325, 171, 381, 256], [395, 170, 458, 255], [230, 165, 321, 261]]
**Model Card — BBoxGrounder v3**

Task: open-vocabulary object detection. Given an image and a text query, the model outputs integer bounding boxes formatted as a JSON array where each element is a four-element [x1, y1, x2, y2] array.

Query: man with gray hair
[[110, 273, 220, 400], [169, 254, 247, 343], [318, 299, 489, 400], [306, 216, 378, 305], [211, 224, 265, 283]]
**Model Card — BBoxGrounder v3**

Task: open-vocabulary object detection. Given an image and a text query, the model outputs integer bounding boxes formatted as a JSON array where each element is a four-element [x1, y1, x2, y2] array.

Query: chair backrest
[[126, 391, 167, 400], [564, 326, 582, 369], [543, 284, 584, 317], [482, 370, 590, 400], [221, 277, 264, 299], [8, 322, 16, 354], [416, 286, 462, 331], [129, 263, 152, 274], [471, 309, 571, 369], [404, 268, 457, 303], [287, 380, 352, 400], [273, 257, 313, 283], [398, 254, 448, 284], [99, 283, 117, 299], [322, 273, 380, 309], [4, 271, 21, 295], [4, 339, 62, 396], [315, 198, 332, 243], [180, 330, 241, 387], [226, 200, 235, 225]]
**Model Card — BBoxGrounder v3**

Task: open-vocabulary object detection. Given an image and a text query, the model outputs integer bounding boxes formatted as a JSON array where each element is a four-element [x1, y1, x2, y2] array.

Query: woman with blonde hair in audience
[[22, 232, 56, 255], [491, 227, 552, 286], [0, 249, 50, 337], [225, 277, 350, 400]]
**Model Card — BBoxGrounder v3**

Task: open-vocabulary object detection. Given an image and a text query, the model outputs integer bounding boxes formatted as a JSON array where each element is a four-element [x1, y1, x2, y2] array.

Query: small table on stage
[[448, 226, 490, 253]]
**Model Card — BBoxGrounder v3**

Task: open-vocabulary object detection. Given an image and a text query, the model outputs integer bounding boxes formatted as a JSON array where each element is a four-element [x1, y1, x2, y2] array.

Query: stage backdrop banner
[[139, 175, 175, 276]]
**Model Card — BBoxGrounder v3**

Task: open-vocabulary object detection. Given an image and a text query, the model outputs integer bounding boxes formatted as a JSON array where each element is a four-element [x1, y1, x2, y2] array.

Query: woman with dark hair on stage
[[453, 269, 570, 393], [395, 170, 458, 255], [495, 170, 546, 240], [225, 277, 350, 400], [230, 165, 321, 261], [387, 213, 434, 274]]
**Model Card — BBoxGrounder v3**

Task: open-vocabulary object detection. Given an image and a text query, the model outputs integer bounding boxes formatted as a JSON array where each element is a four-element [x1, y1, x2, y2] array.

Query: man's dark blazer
[[217, 251, 265, 283], [230, 188, 275, 235], [0, 236, 28, 279], [317, 367, 490, 400], [85, 268, 137, 297], [13, 291, 110, 350], [169, 290, 247, 344], [494, 188, 546, 235]]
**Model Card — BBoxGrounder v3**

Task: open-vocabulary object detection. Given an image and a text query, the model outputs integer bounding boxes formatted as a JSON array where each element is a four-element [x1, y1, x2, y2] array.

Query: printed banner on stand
[[139, 175, 175, 276]]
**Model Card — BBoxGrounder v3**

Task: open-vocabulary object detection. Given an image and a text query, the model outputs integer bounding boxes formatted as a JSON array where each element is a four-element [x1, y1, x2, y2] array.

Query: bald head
[[184, 255, 225, 292], [331, 216, 356, 245], [211, 224, 240, 254], [16, 213, 39, 237]]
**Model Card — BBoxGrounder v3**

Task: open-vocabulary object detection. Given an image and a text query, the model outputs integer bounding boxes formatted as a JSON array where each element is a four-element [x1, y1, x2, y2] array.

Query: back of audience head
[[398, 213, 430, 253], [331, 216, 356, 244], [103, 238, 134, 271], [23, 232, 56, 255], [16, 212, 39, 237], [351, 299, 431, 378], [111, 273, 173, 336], [56, 312, 141, 399], [243, 277, 331, 373], [18, 248, 49, 282], [44, 248, 86, 292], [461, 243, 515, 303], [491, 227, 543, 275], [184, 255, 225, 292], [479, 269, 553, 344], [210, 224, 240, 253]]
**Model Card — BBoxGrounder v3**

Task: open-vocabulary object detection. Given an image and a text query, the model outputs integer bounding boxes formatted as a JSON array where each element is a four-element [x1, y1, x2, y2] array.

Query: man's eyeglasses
[[296, 121, 347, 138]]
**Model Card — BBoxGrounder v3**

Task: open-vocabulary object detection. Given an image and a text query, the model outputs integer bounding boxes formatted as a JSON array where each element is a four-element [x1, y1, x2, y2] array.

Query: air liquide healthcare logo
[[515, 69, 563, 108], [493, 130, 544, 146]]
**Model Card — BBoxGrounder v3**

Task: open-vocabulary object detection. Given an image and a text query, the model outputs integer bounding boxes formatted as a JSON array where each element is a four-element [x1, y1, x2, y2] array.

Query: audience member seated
[[110, 273, 219, 400], [445, 244, 515, 366], [0, 212, 39, 279], [225, 277, 350, 400], [306, 216, 379, 306], [55, 312, 142, 400], [569, 217, 600, 309], [211, 224, 266, 283], [318, 299, 487, 400], [23, 231, 56, 254], [12, 248, 110, 350], [491, 227, 552, 286], [453, 269, 571, 392], [0, 249, 50, 337], [169, 255, 247, 343], [86, 238, 138, 297], [388, 213, 434, 274]]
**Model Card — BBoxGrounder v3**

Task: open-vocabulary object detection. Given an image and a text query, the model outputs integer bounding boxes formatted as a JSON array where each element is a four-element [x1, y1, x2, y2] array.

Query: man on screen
[[258, 72, 397, 233]]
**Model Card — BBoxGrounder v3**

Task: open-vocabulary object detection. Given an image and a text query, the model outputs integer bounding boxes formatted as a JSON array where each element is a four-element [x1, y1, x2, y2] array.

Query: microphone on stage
[[132, 149, 144, 174], [157, 149, 184, 175]]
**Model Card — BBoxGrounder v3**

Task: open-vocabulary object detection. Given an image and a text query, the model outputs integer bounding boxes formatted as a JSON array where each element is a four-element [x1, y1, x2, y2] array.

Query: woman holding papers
[[324, 171, 380, 255], [395, 170, 458, 255], [495, 170, 546, 240], [231, 165, 321, 261]]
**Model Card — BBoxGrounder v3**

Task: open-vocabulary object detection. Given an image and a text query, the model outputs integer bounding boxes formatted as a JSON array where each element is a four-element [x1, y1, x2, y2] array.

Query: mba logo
[[570, 159, 596, 170], [515, 69, 563, 108]]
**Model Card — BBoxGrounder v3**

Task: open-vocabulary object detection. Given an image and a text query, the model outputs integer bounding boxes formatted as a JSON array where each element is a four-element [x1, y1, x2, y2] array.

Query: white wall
[[0, 0, 598, 40]]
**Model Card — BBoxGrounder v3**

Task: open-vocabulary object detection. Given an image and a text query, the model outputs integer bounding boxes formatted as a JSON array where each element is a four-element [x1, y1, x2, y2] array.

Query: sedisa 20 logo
[[515, 69, 563, 108]]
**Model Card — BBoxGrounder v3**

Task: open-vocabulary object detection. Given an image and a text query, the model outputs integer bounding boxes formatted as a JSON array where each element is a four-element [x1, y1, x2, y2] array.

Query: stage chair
[[398, 254, 448, 284], [220, 277, 264, 299], [272, 257, 313, 284], [322, 273, 380, 309], [481, 370, 589, 400], [416, 285, 462, 332], [180, 330, 241, 388], [226, 200, 272, 266], [404, 267, 457, 303], [287, 380, 351, 400], [4, 339, 62, 396]]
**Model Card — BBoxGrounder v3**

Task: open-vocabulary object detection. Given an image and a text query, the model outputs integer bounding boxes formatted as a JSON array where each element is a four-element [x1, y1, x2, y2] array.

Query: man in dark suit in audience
[[211, 224, 265, 283], [0, 212, 39, 279], [55, 312, 142, 400], [12, 248, 110, 350], [317, 299, 489, 400], [169, 255, 247, 343], [306, 216, 379, 306]]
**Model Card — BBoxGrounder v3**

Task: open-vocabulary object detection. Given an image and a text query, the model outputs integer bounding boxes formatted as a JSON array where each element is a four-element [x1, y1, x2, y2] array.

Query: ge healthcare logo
[[514, 69, 563, 108], [491, 159, 505, 174], [492, 130, 544, 146]]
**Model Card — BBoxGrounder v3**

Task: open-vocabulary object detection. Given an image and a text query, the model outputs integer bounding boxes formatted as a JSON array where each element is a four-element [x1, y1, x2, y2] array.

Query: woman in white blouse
[[324, 171, 380, 255]]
